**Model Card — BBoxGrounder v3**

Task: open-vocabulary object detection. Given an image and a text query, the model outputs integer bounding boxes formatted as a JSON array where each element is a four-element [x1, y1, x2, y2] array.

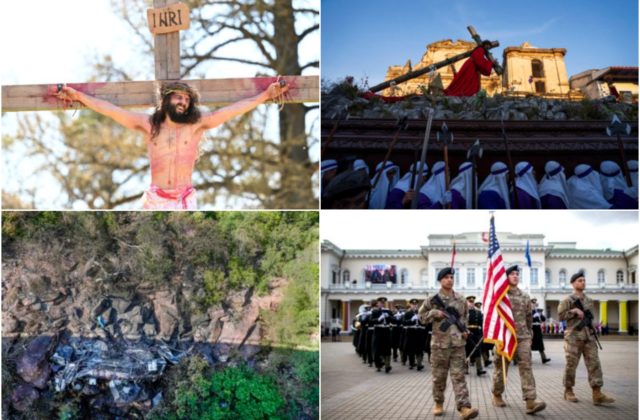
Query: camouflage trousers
[[492, 338, 537, 400], [563, 335, 603, 388], [431, 345, 470, 409]]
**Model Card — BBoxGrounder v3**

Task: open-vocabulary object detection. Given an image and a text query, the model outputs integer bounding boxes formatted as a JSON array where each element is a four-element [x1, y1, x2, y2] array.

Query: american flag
[[482, 215, 517, 360]]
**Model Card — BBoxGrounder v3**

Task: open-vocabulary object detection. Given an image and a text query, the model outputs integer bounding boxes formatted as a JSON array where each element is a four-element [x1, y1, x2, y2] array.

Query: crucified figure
[[57, 80, 288, 209]]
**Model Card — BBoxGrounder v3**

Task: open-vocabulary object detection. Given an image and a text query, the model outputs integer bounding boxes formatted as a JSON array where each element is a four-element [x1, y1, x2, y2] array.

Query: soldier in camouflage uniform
[[419, 267, 479, 419], [558, 271, 615, 405], [491, 265, 546, 414]]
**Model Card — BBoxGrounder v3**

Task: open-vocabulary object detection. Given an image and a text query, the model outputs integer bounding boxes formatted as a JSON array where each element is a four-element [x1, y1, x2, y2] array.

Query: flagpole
[[450, 240, 456, 268], [502, 355, 507, 388]]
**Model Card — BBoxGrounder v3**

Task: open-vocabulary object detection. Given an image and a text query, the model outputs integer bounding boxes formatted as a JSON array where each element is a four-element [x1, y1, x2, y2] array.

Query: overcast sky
[[321, 210, 639, 251], [322, 0, 638, 85]]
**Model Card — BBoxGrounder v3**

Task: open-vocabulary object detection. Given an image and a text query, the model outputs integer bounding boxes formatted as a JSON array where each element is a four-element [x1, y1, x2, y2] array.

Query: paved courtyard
[[321, 338, 637, 419]]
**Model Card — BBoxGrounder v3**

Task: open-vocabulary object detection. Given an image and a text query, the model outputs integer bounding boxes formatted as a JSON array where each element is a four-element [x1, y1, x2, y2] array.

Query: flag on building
[[451, 241, 457, 268], [482, 215, 517, 360]]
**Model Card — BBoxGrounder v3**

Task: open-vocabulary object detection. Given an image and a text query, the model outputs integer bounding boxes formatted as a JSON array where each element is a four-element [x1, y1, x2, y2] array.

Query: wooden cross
[[1, 0, 318, 112]]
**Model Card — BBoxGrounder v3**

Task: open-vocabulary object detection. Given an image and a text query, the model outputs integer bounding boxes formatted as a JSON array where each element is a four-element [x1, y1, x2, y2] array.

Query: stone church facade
[[383, 39, 583, 100]]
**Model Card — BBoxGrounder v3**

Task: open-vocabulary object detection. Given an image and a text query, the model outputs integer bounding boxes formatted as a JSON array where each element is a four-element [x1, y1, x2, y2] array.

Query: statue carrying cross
[[1, 0, 319, 209]]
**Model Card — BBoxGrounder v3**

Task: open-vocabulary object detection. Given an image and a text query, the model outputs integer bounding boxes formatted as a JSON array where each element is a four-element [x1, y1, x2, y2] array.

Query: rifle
[[572, 297, 603, 350], [430, 294, 469, 334]]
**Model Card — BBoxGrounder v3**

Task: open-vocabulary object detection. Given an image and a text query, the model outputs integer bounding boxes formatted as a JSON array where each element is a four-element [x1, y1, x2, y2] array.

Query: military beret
[[506, 265, 519, 276], [409, 298, 419, 304], [466, 296, 476, 301], [377, 297, 387, 303], [570, 271, 585, 283], [437, 267, 455, 281], [531, 298, 537, 304], [474, 302, 482, 308]]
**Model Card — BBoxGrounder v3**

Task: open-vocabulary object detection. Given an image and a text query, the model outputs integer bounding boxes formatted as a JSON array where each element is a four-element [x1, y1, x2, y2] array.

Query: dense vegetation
[[3, 211, 318, 320], [148, 350, 318, 420], [2, 211, 319, 419]]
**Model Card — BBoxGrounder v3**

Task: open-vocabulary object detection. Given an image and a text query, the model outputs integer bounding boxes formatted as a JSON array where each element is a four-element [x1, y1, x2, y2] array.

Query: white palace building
[[321, 232, 638, 335]]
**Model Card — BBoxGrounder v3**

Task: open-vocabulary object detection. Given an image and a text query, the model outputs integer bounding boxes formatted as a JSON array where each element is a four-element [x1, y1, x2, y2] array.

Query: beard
[[166, 103, 194, 124]]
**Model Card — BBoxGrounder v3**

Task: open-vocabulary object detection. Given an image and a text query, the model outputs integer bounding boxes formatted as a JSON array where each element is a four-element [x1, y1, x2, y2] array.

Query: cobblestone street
[[321, 338, 637, 419]]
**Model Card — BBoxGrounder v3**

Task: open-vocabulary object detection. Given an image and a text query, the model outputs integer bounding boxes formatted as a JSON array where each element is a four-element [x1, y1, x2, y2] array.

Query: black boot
[[385, 366, 392, 373], [541, 352, 551, 364], [477, 369, 487, 376]]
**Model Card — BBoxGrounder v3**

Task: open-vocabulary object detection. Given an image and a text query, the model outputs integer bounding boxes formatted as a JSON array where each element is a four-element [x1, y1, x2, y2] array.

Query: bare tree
[[2, 0, 319, 209]]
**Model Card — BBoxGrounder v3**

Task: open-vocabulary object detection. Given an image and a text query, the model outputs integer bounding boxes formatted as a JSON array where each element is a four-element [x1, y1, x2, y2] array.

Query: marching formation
[[352, 297, 432, 375], [347, 263, 615, 419]]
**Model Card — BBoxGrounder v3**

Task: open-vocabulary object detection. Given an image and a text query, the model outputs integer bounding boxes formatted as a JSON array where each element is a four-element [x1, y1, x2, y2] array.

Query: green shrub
[[154, 359, 285, 420], [202, 270, 226, 307]]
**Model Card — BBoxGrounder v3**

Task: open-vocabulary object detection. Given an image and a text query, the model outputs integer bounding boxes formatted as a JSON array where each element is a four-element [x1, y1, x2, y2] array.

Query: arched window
[[343, 270, 350, 284], [559, 269, 567, 286], [545, 269, 551, 285], [401, 268, 409, 285], [598, 269, 605, 286], [617, 270, 624, 284], [531, 59, 544, 78]]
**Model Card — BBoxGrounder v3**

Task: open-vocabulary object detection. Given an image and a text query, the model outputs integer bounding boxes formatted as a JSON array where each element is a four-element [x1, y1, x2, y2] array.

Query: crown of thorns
[[158, 82, 200, 103]]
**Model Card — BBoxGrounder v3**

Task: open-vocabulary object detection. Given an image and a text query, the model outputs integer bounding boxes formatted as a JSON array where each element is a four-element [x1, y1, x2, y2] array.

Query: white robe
[[567, 164, 610, 209], [353, 159, 370, 176], [515, 161, 541, 208], [478, 161, 511, 209], [369, 161, 400, 209], [420, 161, 446, 207], [393, 161, 430, 193], [538, 160, 570, 208], [449, 161, 473, 209]]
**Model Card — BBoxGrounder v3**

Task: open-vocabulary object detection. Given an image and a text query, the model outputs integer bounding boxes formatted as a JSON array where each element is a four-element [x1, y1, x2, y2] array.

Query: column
[[341, 301, 348, 331], [599, 300, 607, 327], [619, 300, 628, 333], [345, 300, 351, 332]]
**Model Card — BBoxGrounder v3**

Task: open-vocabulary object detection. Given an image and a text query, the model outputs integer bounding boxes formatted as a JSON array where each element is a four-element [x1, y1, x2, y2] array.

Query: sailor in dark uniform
[[466, 296, 486, 376], [402, 298, 426, 371], [371, 297, 393, 373], [391, 303, 405, 362], [363, 299, 376, 366], [353, 304, 370, 356], [475, 302, 493, 367], [531, 298, 551, 363]]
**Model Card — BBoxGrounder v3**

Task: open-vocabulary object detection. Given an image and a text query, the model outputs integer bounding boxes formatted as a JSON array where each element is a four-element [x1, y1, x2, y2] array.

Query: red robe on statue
[[444, 47, 493, 96]]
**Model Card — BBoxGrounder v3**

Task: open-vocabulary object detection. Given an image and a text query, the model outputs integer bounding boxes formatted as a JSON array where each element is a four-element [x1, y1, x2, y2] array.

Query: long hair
[[149, 82, 202, 139]]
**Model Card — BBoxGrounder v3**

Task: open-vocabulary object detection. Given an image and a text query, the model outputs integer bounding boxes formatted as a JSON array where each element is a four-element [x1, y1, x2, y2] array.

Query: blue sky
[[321, 0, 639, 85]]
